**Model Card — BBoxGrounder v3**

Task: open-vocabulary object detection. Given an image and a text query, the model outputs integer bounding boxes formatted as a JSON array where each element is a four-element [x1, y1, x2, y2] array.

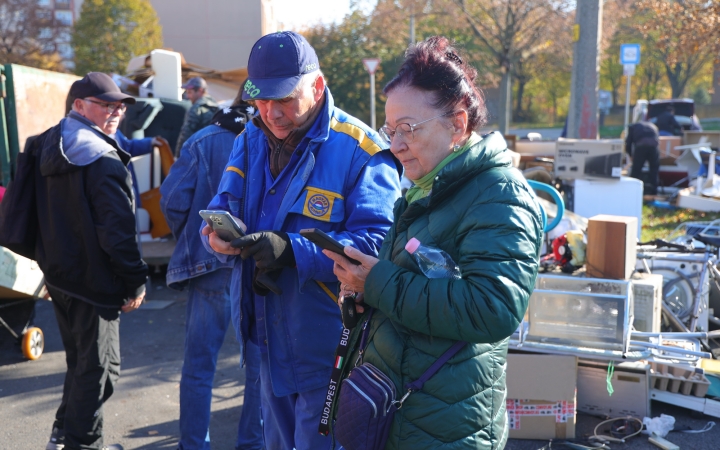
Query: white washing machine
[[635, 251, 710, 332]]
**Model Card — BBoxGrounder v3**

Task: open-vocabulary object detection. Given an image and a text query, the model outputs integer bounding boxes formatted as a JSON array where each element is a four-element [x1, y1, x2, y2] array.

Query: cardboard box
[[506, 354, 577, 440], [504, 134, 517, 152], [555, 139, 624, 180], [683, 130, 720, 149], [586, 215, 637, 280], [659, 136, 683, 158], [577, 360, 650, 418]]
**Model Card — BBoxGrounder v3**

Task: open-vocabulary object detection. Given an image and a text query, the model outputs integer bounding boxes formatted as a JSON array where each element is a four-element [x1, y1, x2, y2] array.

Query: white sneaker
[[45, 427, 64, 450]]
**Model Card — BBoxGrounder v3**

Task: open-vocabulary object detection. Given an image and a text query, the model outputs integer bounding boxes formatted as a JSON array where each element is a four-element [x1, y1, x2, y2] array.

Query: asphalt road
[[0, 274, 249, 450], [1, 273, 719, 450]]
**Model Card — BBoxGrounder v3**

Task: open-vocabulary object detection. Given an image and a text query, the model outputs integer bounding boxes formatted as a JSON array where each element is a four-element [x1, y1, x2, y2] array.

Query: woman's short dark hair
[[384, 36, 488, 130]]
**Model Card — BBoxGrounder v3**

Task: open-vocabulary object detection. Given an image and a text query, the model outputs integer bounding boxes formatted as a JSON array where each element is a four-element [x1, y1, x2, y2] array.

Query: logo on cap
[[244, 80, 260, 98], [242, 31, 320, 101]]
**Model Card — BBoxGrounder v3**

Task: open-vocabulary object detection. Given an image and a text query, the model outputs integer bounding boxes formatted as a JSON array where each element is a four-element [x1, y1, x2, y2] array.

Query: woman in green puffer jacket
[[324, 36, 543, 450]]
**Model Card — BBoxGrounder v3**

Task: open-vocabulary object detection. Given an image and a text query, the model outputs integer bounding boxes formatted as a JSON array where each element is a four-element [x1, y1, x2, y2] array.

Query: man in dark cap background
[[201, 31, 401, 449], [175, 76, 219, 155], [20, 71, 148, 450]]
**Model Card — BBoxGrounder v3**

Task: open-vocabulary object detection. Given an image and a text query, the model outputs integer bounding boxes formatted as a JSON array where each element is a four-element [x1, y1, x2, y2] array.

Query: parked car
[[633, 98, 702, 133]]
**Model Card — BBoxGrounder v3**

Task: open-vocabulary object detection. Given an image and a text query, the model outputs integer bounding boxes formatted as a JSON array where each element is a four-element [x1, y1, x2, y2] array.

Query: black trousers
[[48, 286, 120, 450], [630, 144, 660, 195]]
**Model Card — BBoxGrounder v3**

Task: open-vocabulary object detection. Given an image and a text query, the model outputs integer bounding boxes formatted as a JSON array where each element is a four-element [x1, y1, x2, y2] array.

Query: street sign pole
[[362, 58, 381, 130], [624, 74, 631, 130], [624, 65, 634, 131], [620, 44, 641, 131]]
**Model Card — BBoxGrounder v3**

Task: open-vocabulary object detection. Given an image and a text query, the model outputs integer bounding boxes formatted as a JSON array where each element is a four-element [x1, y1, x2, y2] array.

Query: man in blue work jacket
[[201, 31, 401, 449]]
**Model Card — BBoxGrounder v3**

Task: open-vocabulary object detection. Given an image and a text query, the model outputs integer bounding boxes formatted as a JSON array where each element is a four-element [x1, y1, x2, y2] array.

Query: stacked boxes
[[555, 139, 624, 179]]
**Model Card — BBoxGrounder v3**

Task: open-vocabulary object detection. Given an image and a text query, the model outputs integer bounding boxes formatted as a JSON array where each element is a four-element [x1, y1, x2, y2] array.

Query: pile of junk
[[505, 180, 720, 449]]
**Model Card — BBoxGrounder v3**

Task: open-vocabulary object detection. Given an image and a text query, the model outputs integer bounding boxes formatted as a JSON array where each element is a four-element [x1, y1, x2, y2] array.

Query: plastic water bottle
[[405, 238, 461, 279]]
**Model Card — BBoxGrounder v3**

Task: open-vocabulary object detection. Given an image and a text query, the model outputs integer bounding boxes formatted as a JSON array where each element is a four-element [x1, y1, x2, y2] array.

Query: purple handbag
[[334, 310, 466, 450]]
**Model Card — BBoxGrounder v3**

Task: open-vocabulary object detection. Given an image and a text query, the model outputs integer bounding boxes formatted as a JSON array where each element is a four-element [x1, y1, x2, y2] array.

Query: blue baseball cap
[[242, 31, 320, 101]]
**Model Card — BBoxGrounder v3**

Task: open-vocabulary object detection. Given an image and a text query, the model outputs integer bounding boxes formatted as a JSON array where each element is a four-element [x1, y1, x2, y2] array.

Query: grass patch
[[642, 205, 720, 242], [600, 125, 624, 139]]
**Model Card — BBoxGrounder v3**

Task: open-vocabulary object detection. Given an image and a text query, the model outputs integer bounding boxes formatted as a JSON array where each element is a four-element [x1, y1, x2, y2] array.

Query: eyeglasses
[[379, 111, 455, 144], [83, 99, 127, 114]]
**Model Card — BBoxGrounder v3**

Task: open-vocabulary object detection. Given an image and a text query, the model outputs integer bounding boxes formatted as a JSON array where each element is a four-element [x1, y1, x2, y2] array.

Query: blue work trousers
[[259, 351, 337, 450], [178, 270, 263, 450]]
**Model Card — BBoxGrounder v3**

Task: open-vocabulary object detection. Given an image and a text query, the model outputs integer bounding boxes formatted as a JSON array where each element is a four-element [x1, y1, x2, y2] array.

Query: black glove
[[231, 231, 295, 269], [253, 268, 283, 296]]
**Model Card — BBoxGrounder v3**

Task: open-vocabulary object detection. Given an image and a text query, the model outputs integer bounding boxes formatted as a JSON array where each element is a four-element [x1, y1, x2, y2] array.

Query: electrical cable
[[588, 416, 644, 444], [675, 421, 716, 434]]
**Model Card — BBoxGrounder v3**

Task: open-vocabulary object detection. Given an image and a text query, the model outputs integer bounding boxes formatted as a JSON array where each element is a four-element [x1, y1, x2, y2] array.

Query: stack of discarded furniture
[[507, 215, 720, 441]]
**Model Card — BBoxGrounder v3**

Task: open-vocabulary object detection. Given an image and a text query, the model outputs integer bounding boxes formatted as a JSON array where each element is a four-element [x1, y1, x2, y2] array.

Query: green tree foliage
[[72, 0, 162, 75], [630, 0, 720, 98], [305, 10, 388, 125], [452, 0, 571, 125], [306, 0, 720, 128], [305, 0, 473, 127]]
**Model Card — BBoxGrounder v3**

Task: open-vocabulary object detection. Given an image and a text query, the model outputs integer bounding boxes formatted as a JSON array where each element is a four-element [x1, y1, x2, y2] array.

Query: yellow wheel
[[21, 327, 44, 360]]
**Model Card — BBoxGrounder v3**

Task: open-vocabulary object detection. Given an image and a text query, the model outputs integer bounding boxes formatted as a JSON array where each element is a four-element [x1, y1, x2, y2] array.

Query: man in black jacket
[[626, 120, 661, 195], [33, 72, 148, 450]]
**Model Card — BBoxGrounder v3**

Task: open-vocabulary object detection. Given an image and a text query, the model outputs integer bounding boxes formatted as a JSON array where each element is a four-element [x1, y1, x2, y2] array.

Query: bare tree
[[452, 0, 570, 132], [0, 0, 67, 70]]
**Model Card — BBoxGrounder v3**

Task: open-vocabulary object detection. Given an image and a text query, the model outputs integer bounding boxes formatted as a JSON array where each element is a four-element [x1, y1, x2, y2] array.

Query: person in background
[[34, 72, 148, 450], [202, 31, 401, 449], [326, 36, 543, 449], [626, 120, 660, 195], [176, 77, 219, 155], [65, 90, 168, 206], [655, 105, 681, 136], [160, 89, 263, 450], [66, 91, 167, 157]]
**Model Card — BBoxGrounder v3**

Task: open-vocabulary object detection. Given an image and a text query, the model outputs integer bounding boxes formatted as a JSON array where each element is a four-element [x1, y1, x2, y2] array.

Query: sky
[[272, 0, 363, 30]]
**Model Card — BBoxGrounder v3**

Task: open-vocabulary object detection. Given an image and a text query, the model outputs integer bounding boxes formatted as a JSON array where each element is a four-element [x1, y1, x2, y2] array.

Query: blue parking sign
[[620, 44, 641, 65]]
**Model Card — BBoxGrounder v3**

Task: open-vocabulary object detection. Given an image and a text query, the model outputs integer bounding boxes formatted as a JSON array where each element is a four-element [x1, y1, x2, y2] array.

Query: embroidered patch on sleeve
[[302, 188, 342, 222]]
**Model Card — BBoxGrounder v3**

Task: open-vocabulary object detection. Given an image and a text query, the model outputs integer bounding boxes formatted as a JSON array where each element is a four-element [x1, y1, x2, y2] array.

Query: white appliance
[[571, 176, 643, 238], [150, 49, 182, 101], [636, 251, 710, 333], [577, 360, 651, 418], [130, 149, 162, 234], [631, 273, 663, 333]]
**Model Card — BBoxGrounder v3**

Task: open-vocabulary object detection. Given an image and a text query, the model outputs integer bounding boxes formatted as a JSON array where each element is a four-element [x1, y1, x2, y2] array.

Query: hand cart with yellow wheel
[[0, 296, 45, 360], [0, 247, 48, 360]]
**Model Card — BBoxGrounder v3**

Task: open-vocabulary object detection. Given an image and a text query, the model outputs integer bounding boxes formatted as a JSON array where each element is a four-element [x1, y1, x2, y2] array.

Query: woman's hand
[[202, 224, 242, 255], [323, 246, 379, 294]]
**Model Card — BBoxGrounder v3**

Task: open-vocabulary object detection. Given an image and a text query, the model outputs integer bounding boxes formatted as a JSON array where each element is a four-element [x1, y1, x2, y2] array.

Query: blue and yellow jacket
[[203, 89, 402, 396]]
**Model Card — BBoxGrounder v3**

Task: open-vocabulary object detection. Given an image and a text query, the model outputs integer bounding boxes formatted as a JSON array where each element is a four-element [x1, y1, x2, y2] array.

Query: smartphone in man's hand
[[199, 210, 246, 242]]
